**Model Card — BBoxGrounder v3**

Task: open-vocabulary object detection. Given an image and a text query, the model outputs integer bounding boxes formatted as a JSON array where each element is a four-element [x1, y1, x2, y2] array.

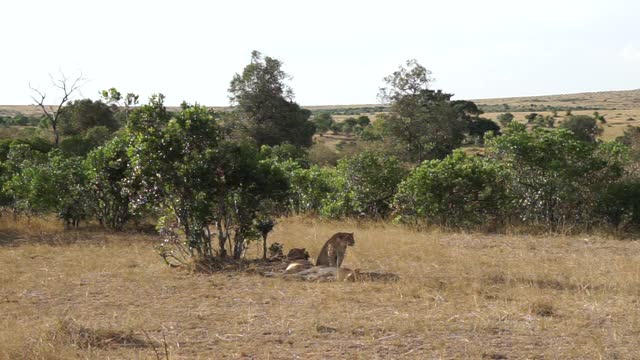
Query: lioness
[[315, 232, 355, 268]]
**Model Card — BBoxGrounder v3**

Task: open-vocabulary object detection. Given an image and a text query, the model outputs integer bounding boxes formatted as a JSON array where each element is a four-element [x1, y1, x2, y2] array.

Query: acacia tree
[[376, 60, 471, 162], [30, 72, 86, 146], [229, 51, 315, 147], [100, 87, 140, 126]]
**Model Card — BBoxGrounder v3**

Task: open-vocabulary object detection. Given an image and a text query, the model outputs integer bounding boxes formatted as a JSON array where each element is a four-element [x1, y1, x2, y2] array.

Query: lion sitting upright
[[315, 232, 355, 268]]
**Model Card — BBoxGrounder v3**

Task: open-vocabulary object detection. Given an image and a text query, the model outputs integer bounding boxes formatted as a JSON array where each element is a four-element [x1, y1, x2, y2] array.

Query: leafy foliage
[[468, 118, 501, 144], [59, 99, 119, 136], [394, 150, 509, 227], [487, 123, 626, 228], [376, 60, 475, 162], [3, 147, 88, 226], [312, 113, 334, 134], [128, 98, 289, 260], [560, 115, 602, 142], [229, 51, 315, 147], [321, 151, 406, 219], [84, 135, 143, 230], [496, 112, 514, 127]]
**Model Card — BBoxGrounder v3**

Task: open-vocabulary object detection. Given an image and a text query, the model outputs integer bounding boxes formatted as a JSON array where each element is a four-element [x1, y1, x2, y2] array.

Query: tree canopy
[[229, 51, 315, 148]]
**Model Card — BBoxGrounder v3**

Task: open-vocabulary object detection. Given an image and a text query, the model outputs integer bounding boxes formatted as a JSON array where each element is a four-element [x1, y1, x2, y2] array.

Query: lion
[[315, 232, 355, 268], [283, 259, 313, 274], [287, 248, 310, 261]]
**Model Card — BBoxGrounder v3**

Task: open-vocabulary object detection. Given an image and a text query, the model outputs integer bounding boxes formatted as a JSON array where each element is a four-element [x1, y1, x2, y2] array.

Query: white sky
[[2, 0, 639, 106]]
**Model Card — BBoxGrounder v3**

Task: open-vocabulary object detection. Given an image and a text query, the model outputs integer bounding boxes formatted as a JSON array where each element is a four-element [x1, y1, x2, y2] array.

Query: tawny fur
[[315, 232, 355, 268], [283, 260, 313, 274], [287, 248, 310, 261]]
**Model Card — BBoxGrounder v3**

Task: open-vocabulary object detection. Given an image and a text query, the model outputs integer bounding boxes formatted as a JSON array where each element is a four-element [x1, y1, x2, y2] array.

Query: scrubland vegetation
[[2, 51, 640, 358]]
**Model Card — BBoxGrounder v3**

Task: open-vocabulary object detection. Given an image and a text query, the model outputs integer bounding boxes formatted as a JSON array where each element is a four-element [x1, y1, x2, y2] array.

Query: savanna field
[[1, 56, 639, 360], [2, 216, 640, 359]]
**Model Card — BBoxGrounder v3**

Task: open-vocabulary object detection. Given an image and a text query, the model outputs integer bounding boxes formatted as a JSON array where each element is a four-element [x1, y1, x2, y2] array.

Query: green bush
[[84, 135, 143, 230], [394, 150, 509, 227], [597, 179, 640, 230], [560, 115, 601, 142], [487, 123, 627, 229], [321, 151, 406, 219], [3, 147, 88, 226]]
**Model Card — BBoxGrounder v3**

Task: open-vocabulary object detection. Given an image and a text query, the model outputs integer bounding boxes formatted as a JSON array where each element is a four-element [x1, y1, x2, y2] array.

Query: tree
[[468, 118, 501, 143], [30, 72, 86, 146], [100, 88, 140, 126], [342, 117, 359, 134], [129, 98, 288, 262], [560, 115, 602, 142], [312, 113, 334, 134], [496, 112, 514, 127], [229, 51, 315, 147], [525, 113, 539, 124], [58, 99, 119, 135], [378, 59, 433, 103], [376, 60, 471, 162], [356, 115, 371, 127]]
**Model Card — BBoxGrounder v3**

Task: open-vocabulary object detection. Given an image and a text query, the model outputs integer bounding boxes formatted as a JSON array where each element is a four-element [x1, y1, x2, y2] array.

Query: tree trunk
[[262, 233, 268, 259]]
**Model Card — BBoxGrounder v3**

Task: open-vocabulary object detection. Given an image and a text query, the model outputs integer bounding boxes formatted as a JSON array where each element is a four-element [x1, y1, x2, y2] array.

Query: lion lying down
[[283, 265, 399, 282], [263, 255, 399, 282]]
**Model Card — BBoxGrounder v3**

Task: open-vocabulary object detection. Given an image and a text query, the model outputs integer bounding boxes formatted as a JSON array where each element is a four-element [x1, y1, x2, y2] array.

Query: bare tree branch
[[29, 72, 86, 146]]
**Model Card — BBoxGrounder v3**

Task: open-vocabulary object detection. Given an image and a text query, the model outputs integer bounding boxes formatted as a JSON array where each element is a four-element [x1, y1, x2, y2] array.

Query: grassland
[[2, 216, 640, 359], [473, 89, 640, 112], [474, 89, 640, 140]]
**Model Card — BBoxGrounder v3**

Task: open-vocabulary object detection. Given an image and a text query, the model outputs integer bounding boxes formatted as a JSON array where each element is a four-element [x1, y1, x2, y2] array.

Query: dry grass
[[482, 109, 640, 140], [473, 89, 640, 111], [2, 216, 640, 358]]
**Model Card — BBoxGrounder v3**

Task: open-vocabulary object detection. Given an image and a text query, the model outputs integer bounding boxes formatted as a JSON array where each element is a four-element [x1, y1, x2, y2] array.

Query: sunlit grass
[[2, 216, 640, 358]]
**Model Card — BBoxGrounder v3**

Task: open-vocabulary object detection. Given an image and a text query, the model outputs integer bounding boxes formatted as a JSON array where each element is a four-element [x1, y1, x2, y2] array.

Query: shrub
[[3, 147, 88, 226], [487, 123, 626, 229], [596, 179, 640, 231], [560, 115, 602, 142], [394, 150, 509, 227], [84, 135, 143, 230], [321, 151, 406, 219]]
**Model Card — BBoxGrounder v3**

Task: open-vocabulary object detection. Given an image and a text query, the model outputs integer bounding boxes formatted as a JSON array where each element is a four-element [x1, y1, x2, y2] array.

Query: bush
[[285, 164, 336, 215], [84, 135, 143, 230], [394, 150, 509, 227], [129, 100, 289, 260], [560, 115, 601, 142], [3, 148, 88, 226], [487, 123, 627, 229], [59, 99, 119, 136], [321, 151, 406, 219], [596, 179, 640, 230]]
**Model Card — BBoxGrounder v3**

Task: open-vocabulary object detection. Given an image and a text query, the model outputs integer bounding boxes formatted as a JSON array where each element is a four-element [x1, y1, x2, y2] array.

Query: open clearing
[[2, 217, 640, 359]]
